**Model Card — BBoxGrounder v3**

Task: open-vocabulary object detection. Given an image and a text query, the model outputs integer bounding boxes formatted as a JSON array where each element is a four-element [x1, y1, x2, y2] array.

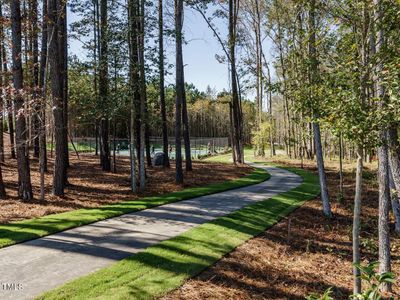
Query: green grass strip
[[0, 168, 270, 249], [38, 166, 319, 300]]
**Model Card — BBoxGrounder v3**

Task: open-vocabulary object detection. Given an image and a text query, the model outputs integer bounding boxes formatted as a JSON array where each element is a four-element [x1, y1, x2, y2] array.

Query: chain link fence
[[64, 136, 230, 160]]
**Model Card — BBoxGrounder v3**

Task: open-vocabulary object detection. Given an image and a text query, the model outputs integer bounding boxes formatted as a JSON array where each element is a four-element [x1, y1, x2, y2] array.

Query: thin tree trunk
[[99, 0, 111, 172], [39, 0, 48, 173], [313, 124, 332, 216], [1, 3, 16, 160], [93, 0, 99, 159], [172, 0, 192, 170], [182, 87, 192, 171], [339, 134, 344, 199], [30, 0, 40, 158], [113, 118, 116, 173], [0, 9, 6, 197], [48, 0, 66, 196], [0, 20, 4, 163], [128, 0, 139, 192], [388, 126, 400, 231], [95, 121, 98, 156], [373, 0, 392, 290], [11, 0, 33, 200], [377, 132, 392, 289], [353, 146, 363, 294], [389, 162, 400, 234], [175, 0, 184, 184], [229, 102, 236, 164], [265, 62, 275, 157], [229, 0, 244, 164], [309, 0, 331, 217], [138, 0, 146, 189], [59, 0, 69, 171], [158, 0, 169, 168], [99, 0, 110, 171]]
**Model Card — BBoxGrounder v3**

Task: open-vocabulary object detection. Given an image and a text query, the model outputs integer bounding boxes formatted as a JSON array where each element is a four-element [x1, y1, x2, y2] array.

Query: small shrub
[[360, 238, 378, 254], [306, 287, 334, 300], [351, 261, 396, 300]]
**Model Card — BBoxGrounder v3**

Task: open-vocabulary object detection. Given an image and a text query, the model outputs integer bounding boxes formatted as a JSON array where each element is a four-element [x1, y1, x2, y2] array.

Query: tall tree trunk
[[175, 0, 184, 184], [138, 0, 146, 190], [112, 118, 116, 173], [29, 0, 40, 158], [0, 3, 4, 163], [39, 0, 48, 173], [158, 0, 169, 168], [388, 126, 400, 234], [128, 0, 139, 192], [309, 0, 331, 217], [11, 0, 33, 200], [388, 161, 400, 234], [99, 0, 110, 171], [352, 6, 370, 292], [373, 0, 391, 291], [182, 88, 192, 171], [229, 102, 236, 164], [39, 30, 47, 201], [265, 62, 275, 157], [0, 7, 6, 197], [353, 146, 363, 294], [1, 3, 16, 160], [229, 0, 244, 164], [339, 134, 344, 199], [93, 0, 99, 158], [137, 0, 151, 169], [48, 0, 67, 196], [59, 0, 68, 171], [377, 131, 392, 289]]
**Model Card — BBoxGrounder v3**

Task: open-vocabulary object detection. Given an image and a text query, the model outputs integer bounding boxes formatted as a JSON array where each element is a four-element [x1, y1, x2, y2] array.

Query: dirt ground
[[162, 158, 400, 299], [0, 153, 252, 224]]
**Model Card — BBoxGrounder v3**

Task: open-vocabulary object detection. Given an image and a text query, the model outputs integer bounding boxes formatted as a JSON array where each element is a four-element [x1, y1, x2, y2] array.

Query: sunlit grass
[[38, 167, 319, 300], [0, 168, 270, 249]]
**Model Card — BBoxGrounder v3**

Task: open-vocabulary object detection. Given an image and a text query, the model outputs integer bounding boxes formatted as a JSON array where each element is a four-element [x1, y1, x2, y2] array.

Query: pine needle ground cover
[[39, 167, 318, 300], [0, 167, 269, 249], [163, 160, 400, 299], [0, 157, 254, 223]]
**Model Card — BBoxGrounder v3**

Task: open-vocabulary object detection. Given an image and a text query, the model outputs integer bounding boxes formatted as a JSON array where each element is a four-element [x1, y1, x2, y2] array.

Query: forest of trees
[[0, 0, 399, 296], [0, 0, 257, 197], [249, 0, 400, 295]]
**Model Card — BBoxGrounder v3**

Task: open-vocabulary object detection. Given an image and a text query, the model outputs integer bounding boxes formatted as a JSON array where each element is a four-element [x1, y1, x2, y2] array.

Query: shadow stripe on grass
[[38, 166, 319, 300], [0, 168, 270, 249]]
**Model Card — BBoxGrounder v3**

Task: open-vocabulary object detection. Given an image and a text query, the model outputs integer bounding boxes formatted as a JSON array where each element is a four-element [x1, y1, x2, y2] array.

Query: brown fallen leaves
[[162, 158, 399, 300], [0, 154, 252, 224]]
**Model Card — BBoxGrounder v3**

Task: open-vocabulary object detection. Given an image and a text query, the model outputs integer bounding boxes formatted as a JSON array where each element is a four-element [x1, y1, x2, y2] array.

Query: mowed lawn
[[39, 166, 319, 300], [0, 167, 270, 249]]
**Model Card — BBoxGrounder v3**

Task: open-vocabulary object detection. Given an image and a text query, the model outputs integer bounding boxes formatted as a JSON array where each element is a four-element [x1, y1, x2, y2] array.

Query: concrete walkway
[[0, 165, 302, 300]]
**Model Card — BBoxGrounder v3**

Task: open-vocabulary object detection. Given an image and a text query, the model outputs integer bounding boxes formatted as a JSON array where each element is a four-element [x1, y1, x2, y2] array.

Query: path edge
[[38, 165, 320, 300], [0, 167, 270, 249]]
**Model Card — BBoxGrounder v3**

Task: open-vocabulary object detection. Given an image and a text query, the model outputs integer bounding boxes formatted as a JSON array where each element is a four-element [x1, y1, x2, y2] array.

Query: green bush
[[351, 261, 396, 300]]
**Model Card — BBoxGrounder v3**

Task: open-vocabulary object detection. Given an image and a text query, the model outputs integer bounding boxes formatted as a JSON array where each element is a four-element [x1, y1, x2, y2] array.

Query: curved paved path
[[0, 165, 302, 300]]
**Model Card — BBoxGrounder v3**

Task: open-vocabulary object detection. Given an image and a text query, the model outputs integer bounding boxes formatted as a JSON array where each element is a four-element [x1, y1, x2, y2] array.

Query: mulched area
[[162, 158, 400, 299], [0, 153, 252, 224]]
